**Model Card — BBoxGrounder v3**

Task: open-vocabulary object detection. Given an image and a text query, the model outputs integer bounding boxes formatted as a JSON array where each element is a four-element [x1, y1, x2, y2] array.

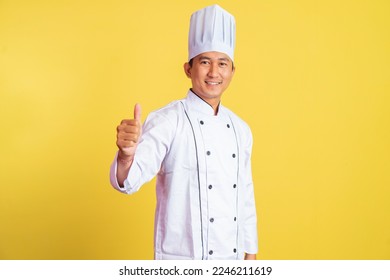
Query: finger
[[117, 123, 138, 133], [117, 131, 139, 142], [134, 103, 141, 121], [121, 125, 140, 134], [120, 119, 138, 126], [116, 139, 137, 148]]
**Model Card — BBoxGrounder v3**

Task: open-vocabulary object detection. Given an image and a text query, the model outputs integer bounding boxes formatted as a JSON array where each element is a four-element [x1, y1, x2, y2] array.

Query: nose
[[207, 62, 219, 78]]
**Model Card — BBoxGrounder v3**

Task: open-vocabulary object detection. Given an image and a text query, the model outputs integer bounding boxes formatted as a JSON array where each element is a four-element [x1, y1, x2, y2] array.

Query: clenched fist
[[116, 103, 142, 163]]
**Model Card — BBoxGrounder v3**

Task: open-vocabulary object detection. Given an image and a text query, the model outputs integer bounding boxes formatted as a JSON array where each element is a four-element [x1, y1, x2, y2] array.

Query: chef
[[110, 4, 258, 260]]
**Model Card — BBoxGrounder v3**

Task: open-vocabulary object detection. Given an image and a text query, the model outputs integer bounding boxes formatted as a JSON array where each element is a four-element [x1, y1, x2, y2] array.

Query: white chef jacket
[[110, 90, 258, 260]]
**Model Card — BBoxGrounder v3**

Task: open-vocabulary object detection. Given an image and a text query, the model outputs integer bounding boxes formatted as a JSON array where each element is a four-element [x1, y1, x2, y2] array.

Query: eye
[[200, 60, 210, 65], [219, 62, 228, 67]]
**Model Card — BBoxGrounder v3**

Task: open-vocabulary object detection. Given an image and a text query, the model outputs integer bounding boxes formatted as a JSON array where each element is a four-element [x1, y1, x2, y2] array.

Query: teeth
[[206, 81, 221, 85]]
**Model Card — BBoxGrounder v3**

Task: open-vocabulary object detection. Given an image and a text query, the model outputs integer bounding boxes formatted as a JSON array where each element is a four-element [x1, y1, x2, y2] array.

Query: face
[[184, 51, 235, 108]]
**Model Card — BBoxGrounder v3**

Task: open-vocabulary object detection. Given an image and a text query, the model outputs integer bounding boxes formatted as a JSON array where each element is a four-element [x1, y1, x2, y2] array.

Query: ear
[[183, 62, 191, 78]]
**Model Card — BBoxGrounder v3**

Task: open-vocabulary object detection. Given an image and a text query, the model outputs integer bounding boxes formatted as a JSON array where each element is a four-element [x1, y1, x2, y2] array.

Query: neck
[[190, 89, 220, 115]]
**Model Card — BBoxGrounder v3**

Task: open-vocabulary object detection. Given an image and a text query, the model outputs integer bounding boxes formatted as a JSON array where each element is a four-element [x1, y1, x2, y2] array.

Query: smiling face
[[184, 51, 235, 111]]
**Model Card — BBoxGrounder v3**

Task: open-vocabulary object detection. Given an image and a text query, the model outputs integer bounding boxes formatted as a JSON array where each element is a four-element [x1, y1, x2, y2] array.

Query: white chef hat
[[188, 4, 236, 62]]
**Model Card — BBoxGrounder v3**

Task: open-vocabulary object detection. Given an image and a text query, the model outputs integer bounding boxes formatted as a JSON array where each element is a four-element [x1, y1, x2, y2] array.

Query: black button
[[208, 185, 213, 189], [234, 217, 237, 221], [200, 120, 204, 125], [232, 154, 236, 158], [207, 151, 211, 156], [233, 184, 237, 188], [227, 124, 230, 128], [210, 218, 214, 223], [209, 250, 213, 255], [233, 248, 237, 253]]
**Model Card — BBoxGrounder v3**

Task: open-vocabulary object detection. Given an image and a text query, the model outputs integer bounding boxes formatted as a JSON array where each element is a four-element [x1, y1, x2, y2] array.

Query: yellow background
[[1, 0, 389, 259]]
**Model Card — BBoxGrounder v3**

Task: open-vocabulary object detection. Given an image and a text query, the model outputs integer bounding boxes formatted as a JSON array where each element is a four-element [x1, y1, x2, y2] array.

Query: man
[[110, 4, 258, 260]]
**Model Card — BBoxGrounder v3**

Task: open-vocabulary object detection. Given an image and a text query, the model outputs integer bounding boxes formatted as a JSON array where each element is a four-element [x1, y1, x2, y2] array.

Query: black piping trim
[[181, 101, 205, 260]]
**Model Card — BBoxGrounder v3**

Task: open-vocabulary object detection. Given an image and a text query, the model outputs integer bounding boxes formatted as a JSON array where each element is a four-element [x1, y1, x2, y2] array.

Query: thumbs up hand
[[116, 104, 142, 162]]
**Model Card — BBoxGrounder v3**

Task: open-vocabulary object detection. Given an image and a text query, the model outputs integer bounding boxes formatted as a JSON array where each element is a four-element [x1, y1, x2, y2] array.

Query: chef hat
[[188, 4, 236, 62]]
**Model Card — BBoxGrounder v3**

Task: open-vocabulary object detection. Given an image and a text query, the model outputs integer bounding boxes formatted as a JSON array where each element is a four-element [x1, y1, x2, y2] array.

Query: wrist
[[117, 151, 133, 165]]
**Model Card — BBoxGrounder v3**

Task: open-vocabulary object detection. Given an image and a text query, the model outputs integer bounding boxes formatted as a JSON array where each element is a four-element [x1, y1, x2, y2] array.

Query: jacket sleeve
[[109, 111, 176, 194], [243, 127, 258, 254]]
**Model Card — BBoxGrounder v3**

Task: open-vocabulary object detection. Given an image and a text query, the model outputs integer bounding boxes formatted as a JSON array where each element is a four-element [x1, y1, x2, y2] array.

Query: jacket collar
[[186, 89, 223, 116]]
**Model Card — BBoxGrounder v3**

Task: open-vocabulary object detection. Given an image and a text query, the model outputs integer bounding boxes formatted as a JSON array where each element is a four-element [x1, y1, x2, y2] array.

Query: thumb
[[133, 103, 141, 121]]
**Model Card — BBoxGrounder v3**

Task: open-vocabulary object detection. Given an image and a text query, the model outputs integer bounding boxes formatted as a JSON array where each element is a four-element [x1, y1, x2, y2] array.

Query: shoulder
[[149, 99, 184, 118], [144, 99, 186, 129]]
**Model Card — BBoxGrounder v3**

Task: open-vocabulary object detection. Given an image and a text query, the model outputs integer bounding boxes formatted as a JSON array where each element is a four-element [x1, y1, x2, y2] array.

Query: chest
[[197, 116, 238, 174]]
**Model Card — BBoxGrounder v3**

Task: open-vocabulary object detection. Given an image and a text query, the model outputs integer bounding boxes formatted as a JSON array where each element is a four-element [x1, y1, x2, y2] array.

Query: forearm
[[116, 151, 133, 187]]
